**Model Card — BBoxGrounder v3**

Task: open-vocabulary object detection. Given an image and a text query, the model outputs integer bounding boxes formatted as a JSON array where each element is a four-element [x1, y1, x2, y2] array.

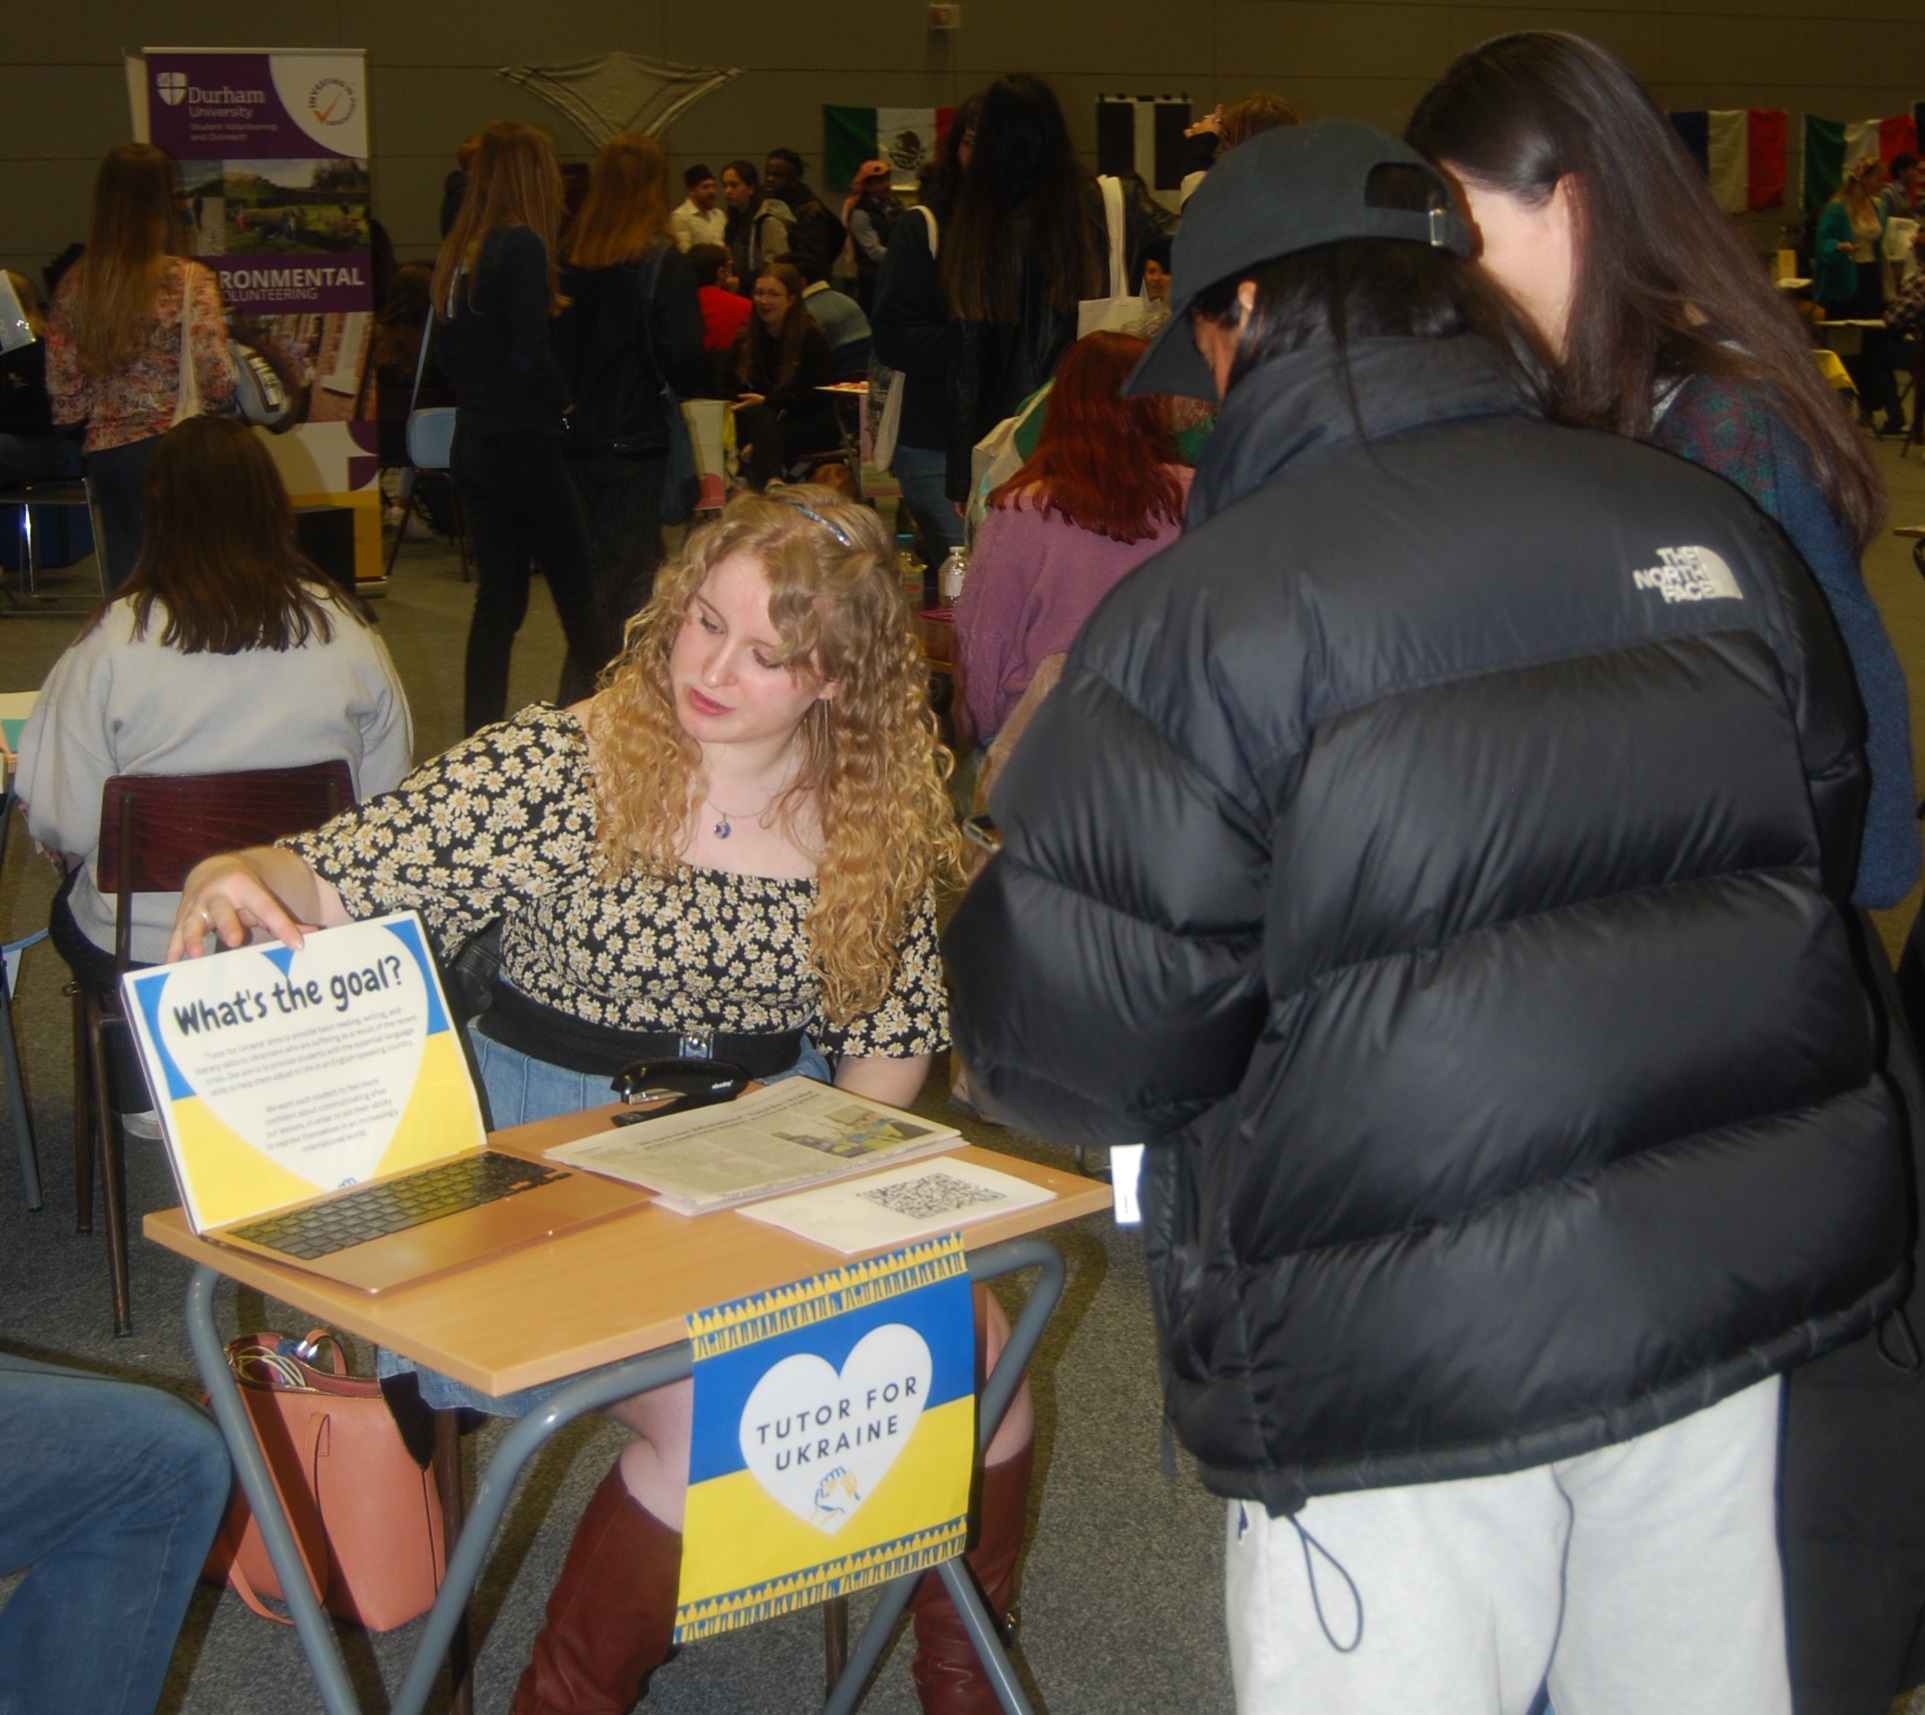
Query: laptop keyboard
[[228, 1153, 567, 1260]]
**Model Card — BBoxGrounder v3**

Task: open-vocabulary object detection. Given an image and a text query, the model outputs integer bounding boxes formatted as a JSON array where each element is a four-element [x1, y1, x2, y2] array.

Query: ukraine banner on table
[[675, 1233, 975, 1641]]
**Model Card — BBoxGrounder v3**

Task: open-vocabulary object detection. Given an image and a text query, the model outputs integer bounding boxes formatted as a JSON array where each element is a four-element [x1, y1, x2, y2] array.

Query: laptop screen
[[122, 911, 486, 1232]]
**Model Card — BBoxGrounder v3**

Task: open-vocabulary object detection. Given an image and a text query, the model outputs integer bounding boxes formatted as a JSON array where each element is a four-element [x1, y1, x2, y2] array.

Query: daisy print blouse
[[286, 704, 948, 1061]]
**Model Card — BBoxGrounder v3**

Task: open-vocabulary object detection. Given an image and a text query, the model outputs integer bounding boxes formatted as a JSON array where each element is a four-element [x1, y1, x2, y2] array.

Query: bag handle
[[406, 307, 435, 419], [1098, 175, 1127, 298], [637, 239, 675, 405], [221, 1409, 333, 1625], [172, 266, 203, 426]]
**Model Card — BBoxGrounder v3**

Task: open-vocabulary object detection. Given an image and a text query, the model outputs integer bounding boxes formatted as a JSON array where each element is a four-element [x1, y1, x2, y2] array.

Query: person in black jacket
[[728, 262, 839, 488], [763, 147, 845, 277], [944, 120, 1908, 1714], [432, 120, 603, 735], [871, 96, 977, 558], [555, 132, 706, 692]]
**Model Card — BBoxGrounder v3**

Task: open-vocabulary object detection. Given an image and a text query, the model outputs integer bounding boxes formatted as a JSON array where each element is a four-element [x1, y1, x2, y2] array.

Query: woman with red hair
[[952, 331, 1188, 743]]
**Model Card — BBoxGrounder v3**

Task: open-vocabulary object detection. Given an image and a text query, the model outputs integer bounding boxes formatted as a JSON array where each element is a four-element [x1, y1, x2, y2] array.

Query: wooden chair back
[[93, 761, 353, 969]]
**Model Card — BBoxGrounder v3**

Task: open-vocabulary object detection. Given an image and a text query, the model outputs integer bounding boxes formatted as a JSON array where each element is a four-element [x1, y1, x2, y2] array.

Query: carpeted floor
[[3, 429, 1925, 1714]]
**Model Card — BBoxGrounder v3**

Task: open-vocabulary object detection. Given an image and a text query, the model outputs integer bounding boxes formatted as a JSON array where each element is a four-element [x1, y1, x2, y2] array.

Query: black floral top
[[286, 705, 947, 1060]]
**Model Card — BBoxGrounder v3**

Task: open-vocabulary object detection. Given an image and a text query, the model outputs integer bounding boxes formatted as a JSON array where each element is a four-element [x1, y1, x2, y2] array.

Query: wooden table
[[1813, 316, 1887, 358], [148, 1108, 1110, 1715]]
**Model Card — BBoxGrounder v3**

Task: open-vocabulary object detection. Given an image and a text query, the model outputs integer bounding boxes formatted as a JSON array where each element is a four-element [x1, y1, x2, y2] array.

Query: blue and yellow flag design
[[121, 913, 484, 1232], [677, 1232, 975, 1641]]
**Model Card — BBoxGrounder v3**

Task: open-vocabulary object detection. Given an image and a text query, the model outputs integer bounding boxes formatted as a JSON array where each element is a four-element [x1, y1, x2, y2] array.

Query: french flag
[[1669, 109, 1788, 213]]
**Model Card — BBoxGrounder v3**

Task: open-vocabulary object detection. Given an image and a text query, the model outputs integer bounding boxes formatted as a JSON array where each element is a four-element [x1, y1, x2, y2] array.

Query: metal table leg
[[0, 948, 40, 1210], [0, 789, 42, 1212], [186, 1265, 695, 1715], [188, 1232, 1067, 1715], [822, 1235, 1064, 1715]]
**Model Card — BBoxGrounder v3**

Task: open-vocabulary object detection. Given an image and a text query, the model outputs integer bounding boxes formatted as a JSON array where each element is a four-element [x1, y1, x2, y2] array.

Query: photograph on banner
[[135, 48, 377, 429], [676, 1234, 976, 1640]]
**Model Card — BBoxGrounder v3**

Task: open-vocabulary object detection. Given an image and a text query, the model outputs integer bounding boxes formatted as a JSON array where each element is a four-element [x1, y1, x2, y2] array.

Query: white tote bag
[[1076, 176, 1147, 338], [171, 273, 203, 427]]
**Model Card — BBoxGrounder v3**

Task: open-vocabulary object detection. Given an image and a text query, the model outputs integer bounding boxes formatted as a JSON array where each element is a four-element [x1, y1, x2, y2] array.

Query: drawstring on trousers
[[1240, 1502, 1365, 1654]]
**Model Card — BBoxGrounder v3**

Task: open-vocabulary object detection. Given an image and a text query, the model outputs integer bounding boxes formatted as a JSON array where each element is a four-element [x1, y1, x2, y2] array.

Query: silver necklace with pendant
[[704, 785, 781, 840]]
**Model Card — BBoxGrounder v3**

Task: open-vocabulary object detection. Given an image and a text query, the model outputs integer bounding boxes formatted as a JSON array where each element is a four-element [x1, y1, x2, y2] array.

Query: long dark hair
[[922, 92, 982, 224], [942, 75, 1100, 321], [564, 132, 672, 268], [1406, 31, 1882, 552], [722, 159, 765, 224], [734, 263, 810, 391], [98, 416, 350, 654], [432, 120, 568, 317], [1190, 165, 1540, 401], [68, 143, 183, 377]]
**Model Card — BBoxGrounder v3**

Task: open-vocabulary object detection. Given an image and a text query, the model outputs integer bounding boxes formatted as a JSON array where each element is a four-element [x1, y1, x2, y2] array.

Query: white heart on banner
[[738, 1324, 932, 1534], [153, 934, 427, 1190]]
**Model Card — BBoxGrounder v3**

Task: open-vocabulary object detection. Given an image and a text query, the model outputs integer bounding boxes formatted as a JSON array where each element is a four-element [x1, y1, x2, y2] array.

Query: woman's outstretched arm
[[165, 845, 350, 960]]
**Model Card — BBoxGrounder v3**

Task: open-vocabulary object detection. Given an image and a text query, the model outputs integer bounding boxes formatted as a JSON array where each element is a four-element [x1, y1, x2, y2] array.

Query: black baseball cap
[[1125, 119, 1472, 398], [685, 163, 716, 188]]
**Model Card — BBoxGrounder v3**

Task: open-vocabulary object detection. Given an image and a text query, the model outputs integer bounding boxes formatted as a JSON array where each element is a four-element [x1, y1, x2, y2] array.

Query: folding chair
[[75, 761, 352, 1333], [0, 774, 41, 1209], [0, 473, 107, 611]]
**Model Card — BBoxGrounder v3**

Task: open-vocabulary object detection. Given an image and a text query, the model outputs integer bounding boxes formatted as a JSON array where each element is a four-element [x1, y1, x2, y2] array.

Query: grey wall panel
[[5, 0, 1916, 282]]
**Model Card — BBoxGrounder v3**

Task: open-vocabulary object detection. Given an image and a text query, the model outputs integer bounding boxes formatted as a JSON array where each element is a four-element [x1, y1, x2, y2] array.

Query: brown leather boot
[[908, 1436, 1035, 1715], [511, 1463, 681, 1715]]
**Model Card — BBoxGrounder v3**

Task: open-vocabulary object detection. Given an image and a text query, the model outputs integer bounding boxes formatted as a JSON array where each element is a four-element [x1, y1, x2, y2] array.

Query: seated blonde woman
[[170, 487, 1032, 1715]]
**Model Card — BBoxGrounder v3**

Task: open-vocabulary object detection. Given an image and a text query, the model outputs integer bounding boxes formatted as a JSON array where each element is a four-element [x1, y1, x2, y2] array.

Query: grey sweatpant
[[1224, 1376, 1787, 1715]]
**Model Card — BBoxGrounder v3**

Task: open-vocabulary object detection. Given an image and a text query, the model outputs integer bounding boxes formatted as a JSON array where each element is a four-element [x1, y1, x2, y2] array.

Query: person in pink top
[[45, 144, 237, 587], [953, 331, 1190, 744]]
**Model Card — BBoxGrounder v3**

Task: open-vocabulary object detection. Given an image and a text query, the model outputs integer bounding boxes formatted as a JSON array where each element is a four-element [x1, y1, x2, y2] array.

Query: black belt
[[475, 980, 806, 1080]]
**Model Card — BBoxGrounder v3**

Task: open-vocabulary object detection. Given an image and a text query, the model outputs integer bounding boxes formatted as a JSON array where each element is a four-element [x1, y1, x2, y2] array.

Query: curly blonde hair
[[590, 487, 962, 1024]]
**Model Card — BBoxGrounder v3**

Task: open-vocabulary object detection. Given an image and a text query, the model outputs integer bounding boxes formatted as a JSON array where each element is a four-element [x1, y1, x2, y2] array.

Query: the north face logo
[[1631, 546, 1743, 604]]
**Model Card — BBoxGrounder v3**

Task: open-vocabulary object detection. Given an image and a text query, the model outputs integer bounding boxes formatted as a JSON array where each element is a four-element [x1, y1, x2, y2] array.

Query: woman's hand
[[735, 392, 765, 409], [165, 845, 343, 962]]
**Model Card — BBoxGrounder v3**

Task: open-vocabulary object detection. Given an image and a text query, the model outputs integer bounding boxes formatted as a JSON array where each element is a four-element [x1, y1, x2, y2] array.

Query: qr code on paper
[[857, 1172, 1008, 1222]]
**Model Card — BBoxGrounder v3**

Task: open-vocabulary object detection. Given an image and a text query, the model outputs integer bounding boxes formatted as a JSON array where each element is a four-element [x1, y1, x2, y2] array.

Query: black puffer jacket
[[944, 333, 1909, 1516]]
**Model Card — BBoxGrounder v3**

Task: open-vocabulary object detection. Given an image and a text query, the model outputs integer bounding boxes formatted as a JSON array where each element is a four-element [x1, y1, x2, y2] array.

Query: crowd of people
[[7, 28, 1925, 1715]]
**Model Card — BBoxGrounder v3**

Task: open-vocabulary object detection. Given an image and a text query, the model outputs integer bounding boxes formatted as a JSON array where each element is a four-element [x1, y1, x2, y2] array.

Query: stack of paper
[[741, 1157, 1054, 1254], [546, 1080, 964, 1214]]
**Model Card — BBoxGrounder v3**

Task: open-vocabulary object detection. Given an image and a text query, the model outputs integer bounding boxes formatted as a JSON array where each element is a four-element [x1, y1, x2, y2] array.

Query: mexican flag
[[823, 106, 956, 188], [1804, 111, 1921, 211], [1666, 110, 1786, 213]]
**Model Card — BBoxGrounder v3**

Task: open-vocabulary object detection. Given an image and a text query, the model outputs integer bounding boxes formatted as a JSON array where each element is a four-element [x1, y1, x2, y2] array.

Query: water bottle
[[938, 546, 969, 605], [896, 534, 925, 606]]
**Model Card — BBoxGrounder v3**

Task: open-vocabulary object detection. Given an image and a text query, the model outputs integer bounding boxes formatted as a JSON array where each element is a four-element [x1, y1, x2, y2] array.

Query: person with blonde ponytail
[[431, 119, 604, 734], [46, 143, 236, 586], [166, 485, 1031, 1715]]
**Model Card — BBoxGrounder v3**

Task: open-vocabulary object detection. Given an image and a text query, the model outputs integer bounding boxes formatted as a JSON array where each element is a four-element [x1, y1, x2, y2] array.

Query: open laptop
[[122, 911, 649, 1292]]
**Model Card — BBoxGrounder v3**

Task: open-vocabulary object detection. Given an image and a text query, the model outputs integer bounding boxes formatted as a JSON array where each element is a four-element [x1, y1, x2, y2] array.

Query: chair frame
[[0, 474, 108, 613], [75, 761, 351, 1334]]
